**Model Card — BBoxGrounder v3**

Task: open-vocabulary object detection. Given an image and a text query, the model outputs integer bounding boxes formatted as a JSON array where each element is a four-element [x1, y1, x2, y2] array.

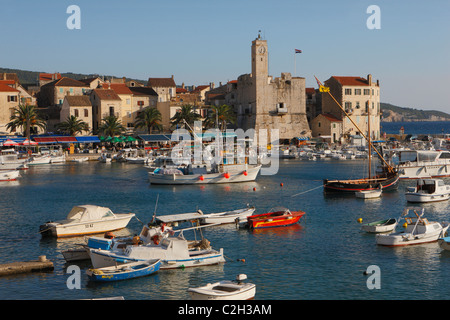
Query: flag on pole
[[314, 75, 330, 92], [295, 49, 302, 53]]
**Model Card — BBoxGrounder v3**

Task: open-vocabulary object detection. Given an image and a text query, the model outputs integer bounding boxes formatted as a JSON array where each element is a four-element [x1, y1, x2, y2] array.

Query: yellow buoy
[[403, 222, 408, 228], [357, 218, 363, 223]]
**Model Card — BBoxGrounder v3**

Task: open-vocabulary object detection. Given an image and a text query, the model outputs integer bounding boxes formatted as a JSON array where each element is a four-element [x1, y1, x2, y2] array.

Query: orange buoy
[[199, 175, 204, 181], [224, 172, 230, 179], [253, 187, 256, 191], [243, 170, 248, 176], [280, 183, 284, 187]]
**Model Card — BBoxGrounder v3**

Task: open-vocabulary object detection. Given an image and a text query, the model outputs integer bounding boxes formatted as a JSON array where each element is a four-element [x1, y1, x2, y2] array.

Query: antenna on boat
[[151, 194, 159, 223], [314, 75, 395, 174]]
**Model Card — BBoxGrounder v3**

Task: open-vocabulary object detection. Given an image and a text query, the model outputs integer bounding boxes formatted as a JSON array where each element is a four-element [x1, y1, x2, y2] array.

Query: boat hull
[[323, 173, 399, 193], [398, 164, 450, 179], [247, 210, 305, 229], [201, 207, 256, 225], [405, 193, 450, 203], [148, 165, 261, 185], [438, 237, 450, 251], [86, 259, 160, 282]]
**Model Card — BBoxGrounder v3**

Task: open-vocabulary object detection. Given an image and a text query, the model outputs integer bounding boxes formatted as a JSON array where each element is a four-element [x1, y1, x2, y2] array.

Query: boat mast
[[368, 98, 371, 180], [314, 76, 394, 174]]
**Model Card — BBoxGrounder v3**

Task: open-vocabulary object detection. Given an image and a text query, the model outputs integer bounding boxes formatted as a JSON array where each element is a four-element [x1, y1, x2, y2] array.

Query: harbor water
[[0, 159, 450, 300], [381, 121, 450, 135]]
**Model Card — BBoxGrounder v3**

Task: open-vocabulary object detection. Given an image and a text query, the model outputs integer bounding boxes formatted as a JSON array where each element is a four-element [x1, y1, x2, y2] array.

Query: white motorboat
[[376, 208, 449, 246], [390, 150, 450, 179], [405, 179, 450, 203], [355, 184, 382, 199], [50, 154, 66, 163], [39, 205, 135, 238], [0, 170, 20, 181], [148, 163, 261, 185], [361, 218, 397, 233], [188, 274, 256, 300], [27, 155, 51, 165], [89, 231, 225, 269], [0, 149, 28, 170]]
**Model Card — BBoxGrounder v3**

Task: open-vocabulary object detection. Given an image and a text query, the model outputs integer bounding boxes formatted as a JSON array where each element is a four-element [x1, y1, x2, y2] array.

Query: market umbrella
[[112, 136, 122, 143], [105, 136, 113, 142], [125, 136, 137, 142]]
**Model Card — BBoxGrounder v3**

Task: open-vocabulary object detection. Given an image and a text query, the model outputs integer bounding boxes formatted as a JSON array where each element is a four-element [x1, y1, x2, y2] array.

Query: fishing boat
[[361, 218, 397, 233], [315, 76, 399, 194], [148, 163, 261, 185], [188, 274, 256, 300], [0, 170, 20, 181], [86, 259, 161, 282], [376, 208, 449, 246], [405, 179, 450, 203], [355, 184, 382, 199], [39, 205, 135, 238], [88, 228, 225, 269], [244, 207, 305, 229]]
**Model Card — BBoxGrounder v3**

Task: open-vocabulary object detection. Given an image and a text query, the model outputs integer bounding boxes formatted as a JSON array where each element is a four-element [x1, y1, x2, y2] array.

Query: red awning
[[34, 137, 57, 144], [55, 137, 77, 143]]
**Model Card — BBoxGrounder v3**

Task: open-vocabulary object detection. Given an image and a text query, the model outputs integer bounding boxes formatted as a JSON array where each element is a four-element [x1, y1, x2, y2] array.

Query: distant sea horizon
[[381, 120, 450, 135]]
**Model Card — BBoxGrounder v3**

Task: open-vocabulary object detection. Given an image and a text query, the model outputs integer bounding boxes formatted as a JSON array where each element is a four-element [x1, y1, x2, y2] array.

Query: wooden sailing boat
[[317, 76, 399, 193]]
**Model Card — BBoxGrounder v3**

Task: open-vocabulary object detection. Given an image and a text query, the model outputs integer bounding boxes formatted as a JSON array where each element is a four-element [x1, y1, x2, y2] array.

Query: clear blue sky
[[1, 0, 449, 113]]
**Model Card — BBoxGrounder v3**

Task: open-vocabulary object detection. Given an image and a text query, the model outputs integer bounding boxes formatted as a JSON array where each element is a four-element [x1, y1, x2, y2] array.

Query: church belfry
[[251, 36, 268, 79]]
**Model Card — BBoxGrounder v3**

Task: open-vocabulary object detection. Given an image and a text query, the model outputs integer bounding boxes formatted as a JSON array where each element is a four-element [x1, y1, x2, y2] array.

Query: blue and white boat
[[89, 233, 225, 270], [86, 259, 161, 282]]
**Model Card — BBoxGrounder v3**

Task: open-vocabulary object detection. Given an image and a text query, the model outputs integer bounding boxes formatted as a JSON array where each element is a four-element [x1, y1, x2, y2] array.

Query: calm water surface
[[0, 159, 450, 300]]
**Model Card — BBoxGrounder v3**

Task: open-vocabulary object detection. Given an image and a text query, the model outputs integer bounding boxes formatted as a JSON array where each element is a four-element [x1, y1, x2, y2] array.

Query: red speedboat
[[246, 208, 305, 229]]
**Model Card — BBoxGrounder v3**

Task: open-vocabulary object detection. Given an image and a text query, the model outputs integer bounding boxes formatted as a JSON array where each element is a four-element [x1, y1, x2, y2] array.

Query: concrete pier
[[0, 256, 54, 276]]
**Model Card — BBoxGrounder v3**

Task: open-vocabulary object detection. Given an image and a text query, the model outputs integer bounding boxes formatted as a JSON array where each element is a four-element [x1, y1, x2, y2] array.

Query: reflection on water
[[1, 161, 450, 300]]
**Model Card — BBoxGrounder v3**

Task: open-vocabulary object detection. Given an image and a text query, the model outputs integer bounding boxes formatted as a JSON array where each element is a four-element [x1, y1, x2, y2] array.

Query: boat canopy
[[66, 205, 115, 222]]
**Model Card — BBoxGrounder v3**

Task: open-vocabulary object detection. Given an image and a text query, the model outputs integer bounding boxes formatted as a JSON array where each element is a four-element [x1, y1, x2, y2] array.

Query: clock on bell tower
[[251, 38, 268, 79]]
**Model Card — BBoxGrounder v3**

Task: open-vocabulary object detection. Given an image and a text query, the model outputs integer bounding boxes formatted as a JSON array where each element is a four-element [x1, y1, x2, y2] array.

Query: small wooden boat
[[361, 218, 397, 233], [200, 207, 255, 225], [246, 207, 305, 229], [438, 236, 450, 251], [86, 259, 161, 282], [188, 274, 256, 300], [355, 184, 382, 199]]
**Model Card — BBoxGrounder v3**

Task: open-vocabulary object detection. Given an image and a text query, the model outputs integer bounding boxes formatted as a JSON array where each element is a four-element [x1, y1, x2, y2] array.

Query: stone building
[[0, 83, 20, 134], [223, 36, 310, 142], [38, 77, 90, 107], [147, 76, 176, 102], [310, 113, 342, 143], [89, 89, 122, 133], [320, 75, 381, 142], [60, 95, 92, 135]]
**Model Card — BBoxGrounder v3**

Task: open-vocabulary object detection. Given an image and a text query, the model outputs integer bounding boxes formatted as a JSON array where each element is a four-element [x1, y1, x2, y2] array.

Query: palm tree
[[134, 107, 163, 133], [205, 104, 236, 131], [6, 104, 46, 139], [98, 115, 125, 137], [170, 104, 201, 129], [56, 115, 89, 136]]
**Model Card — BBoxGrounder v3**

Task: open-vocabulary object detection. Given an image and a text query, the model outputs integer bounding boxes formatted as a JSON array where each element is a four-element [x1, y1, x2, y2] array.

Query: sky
[[1, 0, 449, 113]]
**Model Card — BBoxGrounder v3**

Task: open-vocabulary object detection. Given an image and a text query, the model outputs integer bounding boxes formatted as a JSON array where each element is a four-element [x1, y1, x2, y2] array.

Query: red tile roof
[[331, 76, 369, 86], [0, 83, 19, 93], [147, 77, 176, 87], [320, 113, 342, 122], [40, 73, 62, 81], [305, 87, 316, 94], [93, 89, 121, 101], [102, 83, 133, 95]]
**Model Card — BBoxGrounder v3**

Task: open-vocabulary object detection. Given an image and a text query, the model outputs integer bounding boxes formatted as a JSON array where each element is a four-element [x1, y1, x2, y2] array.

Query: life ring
[[152, 235, 160, 245]]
